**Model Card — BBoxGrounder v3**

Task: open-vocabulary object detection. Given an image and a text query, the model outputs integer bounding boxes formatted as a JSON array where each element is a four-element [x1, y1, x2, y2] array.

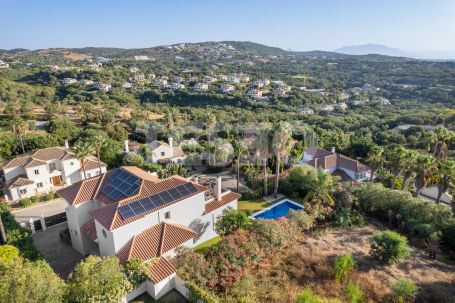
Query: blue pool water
[[253, 200, 303, 219]]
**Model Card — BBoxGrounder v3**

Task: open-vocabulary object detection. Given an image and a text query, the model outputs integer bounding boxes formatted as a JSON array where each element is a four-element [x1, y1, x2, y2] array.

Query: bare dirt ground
[[254, 217, 455, 303]]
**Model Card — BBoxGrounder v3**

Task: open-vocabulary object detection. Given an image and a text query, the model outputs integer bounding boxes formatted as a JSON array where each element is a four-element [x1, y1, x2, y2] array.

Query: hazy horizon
[[2, 0, 455, 58]]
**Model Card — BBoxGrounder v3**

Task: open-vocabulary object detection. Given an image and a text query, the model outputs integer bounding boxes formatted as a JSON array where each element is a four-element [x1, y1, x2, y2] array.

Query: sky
[[1, 0, 455, 54]]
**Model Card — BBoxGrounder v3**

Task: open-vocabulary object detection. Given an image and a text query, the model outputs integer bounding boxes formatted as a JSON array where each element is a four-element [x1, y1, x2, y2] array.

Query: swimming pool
[[252, 199, 304, 219]]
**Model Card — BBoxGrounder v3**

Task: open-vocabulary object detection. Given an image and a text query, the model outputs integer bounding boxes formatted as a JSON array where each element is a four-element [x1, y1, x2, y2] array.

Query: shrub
[[203, 165, 225, 174], [344, 282, 366, 303], [44, 192, 56, 201], [333, 208, 365, 228], [296, 287, 341, 303], [409, 223, 439, 239], [0, 203, 41, 260], [215, 208, 250, 236], [18, 198, 32, 208], [371, 231, 410, 264], [0, 244, 20, 265], [29, 196, 38, 203], [393, 278, 420, 303], [333, 190, 354, 210], [186, 280, 221, 303], [251, 218, 296, 252], [333, 253, 356, 282], [288, 209, 315, 232], [124, 258, 148, 288]]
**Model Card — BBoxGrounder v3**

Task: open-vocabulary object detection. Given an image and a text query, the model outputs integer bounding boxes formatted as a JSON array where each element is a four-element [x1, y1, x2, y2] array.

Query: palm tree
[[88, 133, 107, 175], [232, 138, 248, 192], [387, 146, 407, 189], [434, 158, 455, 204], [401, 150, 418, 190], [11, 117, 28, 154], [254, 126, 271, 196], [306, 168, 340, 205], [430, 126, 454, 159], [74, 140, 93, 179], [366, 146, 384, 182], [205, 112, 217, 165], [272, 121, 293, 198], [414, 153, 437, 196]]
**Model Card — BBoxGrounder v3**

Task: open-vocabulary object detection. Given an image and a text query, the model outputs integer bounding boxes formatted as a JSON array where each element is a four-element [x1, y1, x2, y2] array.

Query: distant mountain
[[335, 44, 408, 57]]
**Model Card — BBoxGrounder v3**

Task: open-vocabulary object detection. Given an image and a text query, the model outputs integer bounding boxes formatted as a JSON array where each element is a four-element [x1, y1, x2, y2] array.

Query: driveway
[[32, 222, 84, 279], [12, 198, 67, 225]]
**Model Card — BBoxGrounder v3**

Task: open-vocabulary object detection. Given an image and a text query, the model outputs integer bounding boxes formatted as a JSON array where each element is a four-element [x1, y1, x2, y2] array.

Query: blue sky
[[1, 0, 455, 52]]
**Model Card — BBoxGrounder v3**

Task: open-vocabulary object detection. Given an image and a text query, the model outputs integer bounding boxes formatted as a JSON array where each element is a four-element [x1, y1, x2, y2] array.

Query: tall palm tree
[[387, 146, 407, 189], [232, 138, 248, 192], [272, 121, 293, 198], [254, 126, 271, 196], [205, 112, 217, 165], [414, 153, 437, 196], [366, 146, 384, 182], [88, 133, 107, 175], [434, 158, 455, 204], [401, 150, 418, 190], [74, 140, 93, 179], [11, 117, 28, 154], [430, 126, 454, 159]]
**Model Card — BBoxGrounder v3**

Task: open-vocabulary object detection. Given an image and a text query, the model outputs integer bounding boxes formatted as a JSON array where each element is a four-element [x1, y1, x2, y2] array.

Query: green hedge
[[186, 280, 221, 303], [0, 203, 41, 260], [355, 184, 455, 251]]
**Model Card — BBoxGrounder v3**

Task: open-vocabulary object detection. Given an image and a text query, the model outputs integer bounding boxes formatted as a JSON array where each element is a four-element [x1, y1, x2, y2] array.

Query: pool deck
[[250, 198, 303, 219]]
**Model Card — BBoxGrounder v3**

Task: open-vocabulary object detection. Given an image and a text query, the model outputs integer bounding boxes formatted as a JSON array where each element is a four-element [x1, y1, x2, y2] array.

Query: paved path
[[12, 198, 67, 225], [32, 222, 84, 280]]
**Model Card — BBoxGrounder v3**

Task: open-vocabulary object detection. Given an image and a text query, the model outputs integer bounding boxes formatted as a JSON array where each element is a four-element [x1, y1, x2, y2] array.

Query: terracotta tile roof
[[24, 159, 47, 168], [205, 191, 241, 214], [8, 177, 34, 188], [337, 154, 369, 173], [172, 147, 185, 158], [117, 222, 197, 263], [83, 158, 106, 171], [59, 166, 207, 229], [3, 156, 32, 169], [304, 148, 370, 176], [81, 220, 98, 241], [57, 174, 105, 206], [147, 258, 176, 283], [3, 146, 76, 169]]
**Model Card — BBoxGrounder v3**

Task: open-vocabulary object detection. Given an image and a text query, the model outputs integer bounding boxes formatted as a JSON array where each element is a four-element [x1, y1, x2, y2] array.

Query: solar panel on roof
[[130, 202, 145, 215], [184, 183, 198, 194], [101, 168, 141, 201], [140, 198, 154, 211], [158, 192, 173, 203], [118, 205, 135, 220]]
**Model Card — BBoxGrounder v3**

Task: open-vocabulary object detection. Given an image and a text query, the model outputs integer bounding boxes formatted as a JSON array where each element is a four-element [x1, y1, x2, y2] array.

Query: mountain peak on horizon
[[335, 43, 408, 57]]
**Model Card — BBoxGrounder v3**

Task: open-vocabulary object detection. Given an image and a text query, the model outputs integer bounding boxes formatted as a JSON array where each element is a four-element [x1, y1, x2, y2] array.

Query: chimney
[[215, 175, 222, 201], [168, 137, 173, 148], [124, 140, 129, 153], [331, 146, 336, 153], [64, 140, 69, 149]]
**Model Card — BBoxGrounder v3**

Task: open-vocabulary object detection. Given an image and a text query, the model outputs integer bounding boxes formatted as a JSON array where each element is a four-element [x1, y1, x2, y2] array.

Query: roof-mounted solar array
[[101, 168, 140, 201], [118, 182, 198, 220]]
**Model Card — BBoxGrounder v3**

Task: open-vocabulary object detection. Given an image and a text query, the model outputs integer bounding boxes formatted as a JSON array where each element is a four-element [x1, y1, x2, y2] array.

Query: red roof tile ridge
[[72, 179, 87, 205], [158, 223, 166, 256], [128, 235, 137, 261], [93, 172, 107, 199]]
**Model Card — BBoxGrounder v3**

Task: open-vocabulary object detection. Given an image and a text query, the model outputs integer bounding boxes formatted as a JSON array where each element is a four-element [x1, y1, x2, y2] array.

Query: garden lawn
[[238, 198, 273, 212], [194, 236, 221, 254]]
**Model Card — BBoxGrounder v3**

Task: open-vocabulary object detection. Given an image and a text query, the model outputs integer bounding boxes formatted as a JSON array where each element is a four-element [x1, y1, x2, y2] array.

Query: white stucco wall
[[151, 145, 173, 163], [10, 183, 36, 201], [66, 201, 98, 255], [3, 167, 26, 182], [146, 274, 176, 300], [61, 159, 82, 185]]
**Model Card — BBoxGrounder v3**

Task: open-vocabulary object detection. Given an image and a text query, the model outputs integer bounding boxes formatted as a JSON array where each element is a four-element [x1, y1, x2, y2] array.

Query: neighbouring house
[[0, 145, 106, 202], [376, 97, 391, 105], [220, 84, 235, 93], [95, 82, 112, 92], [129, 67, 139, 73], [134, 55, 149, 61], [80, 79, 94, 85], [193, 83, 208, 92], [336, 102, 348, 110], [273, 86, 290, 96], [247, 89, 263, 99], [299, 107, 314, 115], [58, 167, 240, 300], [0, 60, 10, 68], [170, 83, 185, 91], [297, 147, 371, 182], [134, 74, 146, 82], [226, 76, 240, 84], [123, 81, 133, 89], [317, 104, 335, 112], [62, 78, 77, 85], [203, 76, 217, 83], [149, 138, 186, 165], [156, 78, 168, 88]]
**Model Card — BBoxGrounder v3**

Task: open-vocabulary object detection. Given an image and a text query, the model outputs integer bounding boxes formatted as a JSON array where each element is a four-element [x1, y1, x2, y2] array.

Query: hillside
[[335, 43, 408, 57]]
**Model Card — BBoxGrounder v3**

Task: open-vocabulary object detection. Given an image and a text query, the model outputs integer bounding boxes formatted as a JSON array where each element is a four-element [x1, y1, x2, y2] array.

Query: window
[[19, 188, 27, 195], [37, 182, 43, 188], [49, 163, 56, 172], [34, 169, 39, 175], [161, 152, 165, 157], [164, 211, 171, 219], [70, 162, 74, 166]]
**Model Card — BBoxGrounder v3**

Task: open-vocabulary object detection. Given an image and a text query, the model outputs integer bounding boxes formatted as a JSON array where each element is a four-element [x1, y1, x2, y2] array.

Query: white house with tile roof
[[1, 145, 106, 202], [298, 147, 371, 182], [148, 138, 186, 165], [58, 166, 240, 300]]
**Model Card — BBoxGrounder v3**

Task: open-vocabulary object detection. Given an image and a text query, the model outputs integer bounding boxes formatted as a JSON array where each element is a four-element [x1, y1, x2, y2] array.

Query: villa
[[148, 138, 186, 165], [298, 147, 371, 182], [1, 145, 106, 202], [58, 166, 240, 300]]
